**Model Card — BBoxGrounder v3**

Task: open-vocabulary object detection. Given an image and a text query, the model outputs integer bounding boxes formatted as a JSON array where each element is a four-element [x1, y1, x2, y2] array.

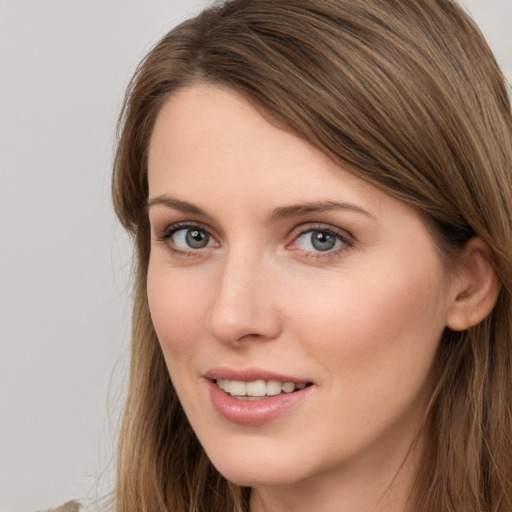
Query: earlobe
[[446, 237, 501, 332]]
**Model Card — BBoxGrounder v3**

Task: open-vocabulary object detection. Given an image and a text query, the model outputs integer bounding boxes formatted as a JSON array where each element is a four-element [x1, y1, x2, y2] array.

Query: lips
[[203, 368, 314, 425]]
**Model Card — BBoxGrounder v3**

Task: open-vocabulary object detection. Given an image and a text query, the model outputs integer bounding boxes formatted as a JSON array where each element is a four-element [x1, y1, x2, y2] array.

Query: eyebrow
[[147, 195, 375, 221], [270, 200, 375, 221], [147, 195, 211, 218]]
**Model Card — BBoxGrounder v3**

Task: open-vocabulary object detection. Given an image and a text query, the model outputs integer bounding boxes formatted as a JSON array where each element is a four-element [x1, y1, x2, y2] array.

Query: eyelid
[[154, 221, 220, 256], [286, 223, 354, 257], [290, 222, 353, 242], [154, 220, 215, 240]]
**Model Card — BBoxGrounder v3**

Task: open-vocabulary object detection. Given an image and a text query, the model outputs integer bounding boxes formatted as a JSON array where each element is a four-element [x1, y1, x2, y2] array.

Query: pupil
[[186, 229, 209, 248], [311, 231, 335, 251]]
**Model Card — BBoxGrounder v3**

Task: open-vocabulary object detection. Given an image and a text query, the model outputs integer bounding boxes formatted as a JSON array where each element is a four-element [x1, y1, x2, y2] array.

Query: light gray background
[[0, 1, 510, 511]]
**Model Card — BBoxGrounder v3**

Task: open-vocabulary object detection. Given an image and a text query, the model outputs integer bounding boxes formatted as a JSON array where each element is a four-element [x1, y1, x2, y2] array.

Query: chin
[[218, 463, 304, 488], [204, 441, 316, 488]]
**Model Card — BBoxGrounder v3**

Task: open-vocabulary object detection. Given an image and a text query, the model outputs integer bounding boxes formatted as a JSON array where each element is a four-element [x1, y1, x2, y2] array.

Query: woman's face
[[147, 84, 459, 496]]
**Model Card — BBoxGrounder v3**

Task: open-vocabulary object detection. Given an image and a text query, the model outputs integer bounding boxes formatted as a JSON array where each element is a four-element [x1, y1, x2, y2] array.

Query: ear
[[446, 237, 501, 331]]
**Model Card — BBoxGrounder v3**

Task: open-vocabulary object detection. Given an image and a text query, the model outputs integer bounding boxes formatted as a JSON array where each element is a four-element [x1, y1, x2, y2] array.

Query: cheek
[[276, 265, 448, 465], [147, 261, 210, 365], [287, 261, 447, 397]]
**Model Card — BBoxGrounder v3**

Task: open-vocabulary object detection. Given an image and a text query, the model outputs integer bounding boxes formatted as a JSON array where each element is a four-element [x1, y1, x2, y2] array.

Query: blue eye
[[172, 227, 214, 249], [295, 229, 346, 252]]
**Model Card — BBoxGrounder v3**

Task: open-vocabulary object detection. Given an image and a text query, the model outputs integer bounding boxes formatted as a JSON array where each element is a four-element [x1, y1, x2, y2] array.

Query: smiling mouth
[[215, 379, 313, 400]]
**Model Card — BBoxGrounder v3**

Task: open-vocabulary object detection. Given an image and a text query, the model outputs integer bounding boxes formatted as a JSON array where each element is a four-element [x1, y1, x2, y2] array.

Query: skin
[[146, 84, 464, 512]]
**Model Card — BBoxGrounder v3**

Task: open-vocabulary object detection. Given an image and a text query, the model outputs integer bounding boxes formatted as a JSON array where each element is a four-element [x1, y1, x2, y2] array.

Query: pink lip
[[203, 367, 314, 426]]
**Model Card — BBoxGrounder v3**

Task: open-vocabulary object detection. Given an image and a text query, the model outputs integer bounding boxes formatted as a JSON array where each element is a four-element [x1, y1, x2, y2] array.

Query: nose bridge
[[207, 245, 281, 345]]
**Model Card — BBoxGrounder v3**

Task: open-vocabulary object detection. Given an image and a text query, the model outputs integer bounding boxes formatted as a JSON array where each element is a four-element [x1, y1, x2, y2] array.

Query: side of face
[[145, 84, 463, 491]]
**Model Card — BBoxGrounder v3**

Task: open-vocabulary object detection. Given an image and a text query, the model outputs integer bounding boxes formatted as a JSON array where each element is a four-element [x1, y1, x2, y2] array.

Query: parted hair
[[112, 1, 512, 511]]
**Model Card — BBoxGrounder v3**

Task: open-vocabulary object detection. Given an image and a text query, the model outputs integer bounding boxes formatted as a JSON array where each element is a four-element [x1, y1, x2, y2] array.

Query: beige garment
[[55, 502, 81, 512], [41, 501, 81, 512]]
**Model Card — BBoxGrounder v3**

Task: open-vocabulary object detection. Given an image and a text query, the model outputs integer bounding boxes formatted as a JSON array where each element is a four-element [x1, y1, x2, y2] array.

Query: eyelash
[[289, 224, 353, 260], [154, 221, 353, 260], [155, 222, 216, 258]]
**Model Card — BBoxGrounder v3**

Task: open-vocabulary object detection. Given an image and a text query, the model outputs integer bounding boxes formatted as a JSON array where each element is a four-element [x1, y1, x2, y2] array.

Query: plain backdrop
[[0, 1, 510, 511]]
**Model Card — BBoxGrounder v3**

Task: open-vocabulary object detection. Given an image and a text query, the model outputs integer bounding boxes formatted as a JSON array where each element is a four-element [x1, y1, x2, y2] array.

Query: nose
[[206, 252, 282, 346]]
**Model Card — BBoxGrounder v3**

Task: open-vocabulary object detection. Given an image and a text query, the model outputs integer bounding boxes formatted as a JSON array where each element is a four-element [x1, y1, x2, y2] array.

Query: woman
[[111, 0, 512, 511]]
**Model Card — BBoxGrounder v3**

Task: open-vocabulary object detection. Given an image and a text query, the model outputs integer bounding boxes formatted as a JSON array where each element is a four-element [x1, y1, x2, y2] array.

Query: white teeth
[[217, 379, 230, 393], [282, 382, 295, 393], [266, 379, 282, 396], [216, 379, 308, 397], [229, 380, 247, 396], [246, 380, 267, 396]]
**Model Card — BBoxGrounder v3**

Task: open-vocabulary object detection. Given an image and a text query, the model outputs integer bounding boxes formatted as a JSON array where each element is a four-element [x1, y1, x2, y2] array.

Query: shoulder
[[36, 501, 82, 512], [35, 497, 109, 512]]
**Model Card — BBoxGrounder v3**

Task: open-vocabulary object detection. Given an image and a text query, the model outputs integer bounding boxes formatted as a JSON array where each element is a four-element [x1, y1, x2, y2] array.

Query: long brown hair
[[112, 1, 512, 510]]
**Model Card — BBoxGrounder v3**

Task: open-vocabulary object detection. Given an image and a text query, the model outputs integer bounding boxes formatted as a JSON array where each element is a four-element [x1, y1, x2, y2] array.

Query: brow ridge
[[147, 196, 209, 217], [270, 200, 375, 221], [147, 196, 374, 222]]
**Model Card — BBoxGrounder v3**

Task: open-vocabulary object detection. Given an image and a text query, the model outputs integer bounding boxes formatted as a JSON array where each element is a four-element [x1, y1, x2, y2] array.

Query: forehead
[[147, 84, 428, 235], [148, 84, 310, 181], [150, 86, 367, 200]]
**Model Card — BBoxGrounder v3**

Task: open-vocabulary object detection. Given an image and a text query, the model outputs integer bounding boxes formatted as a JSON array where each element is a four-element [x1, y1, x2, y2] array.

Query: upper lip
[[203, 367, 311, 384]]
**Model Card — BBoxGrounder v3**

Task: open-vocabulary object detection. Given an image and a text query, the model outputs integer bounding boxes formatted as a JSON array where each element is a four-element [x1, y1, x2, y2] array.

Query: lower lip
[[207, 380, 313, 426]]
